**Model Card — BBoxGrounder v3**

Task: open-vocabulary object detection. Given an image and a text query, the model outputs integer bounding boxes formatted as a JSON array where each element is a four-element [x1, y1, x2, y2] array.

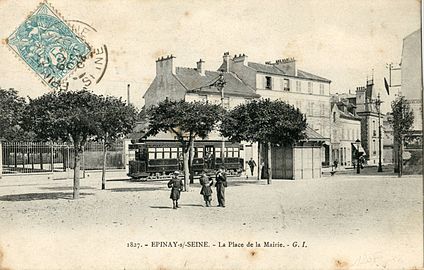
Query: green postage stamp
[[7, 2, 90, 89]]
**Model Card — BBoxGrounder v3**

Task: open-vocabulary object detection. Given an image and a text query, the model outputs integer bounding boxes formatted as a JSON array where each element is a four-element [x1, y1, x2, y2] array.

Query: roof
[[304, 126, 329, 141], [332, 101, 361, 121], [246, 62, 331, 83], [247, 62, 286, 76], [175, 67, 260, 98], [296, 69, 331, 83]]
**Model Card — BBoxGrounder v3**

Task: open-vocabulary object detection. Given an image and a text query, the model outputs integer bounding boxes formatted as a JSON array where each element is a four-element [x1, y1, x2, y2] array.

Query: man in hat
[[168, 171, 183, 209], [247, 157, 256, 176], [215, 167, 227, 207], [199, 170, 213, 207]]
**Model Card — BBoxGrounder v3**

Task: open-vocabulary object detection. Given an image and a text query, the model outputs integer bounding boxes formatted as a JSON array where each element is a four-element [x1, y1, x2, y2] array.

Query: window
[[283, 79, 290, 91], [333, 112, 336, 122], [296, 81, 301, 92], [265, 76, 272, 89], [320, 103, 325, 116], [308, 102, 314, 116], [373, 120, 376, 136], [319, 84, 324, 95], [308, 82, 313, 93], [373, 140, 376, 155], [296, 100, 302, 111]]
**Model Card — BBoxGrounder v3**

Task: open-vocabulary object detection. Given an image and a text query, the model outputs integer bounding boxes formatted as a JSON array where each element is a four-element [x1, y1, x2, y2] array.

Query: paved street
[[0, 172, 422, 270]]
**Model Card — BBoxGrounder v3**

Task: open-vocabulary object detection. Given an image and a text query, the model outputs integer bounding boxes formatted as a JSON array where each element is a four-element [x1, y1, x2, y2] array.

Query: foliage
[[390, 96, 414, 140], [220, 99, 307, 145], [23, 90, 102, 149], [147, 99, 223, 150], [147, 99, 222, 190], [0, 88, 34, 141], [96, 96, 138, 146]]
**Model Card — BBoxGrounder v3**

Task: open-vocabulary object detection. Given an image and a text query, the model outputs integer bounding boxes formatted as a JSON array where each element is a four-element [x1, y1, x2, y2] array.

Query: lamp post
[[356, 139, 361, 174], [374, 93, 383, 172], [214, 70, 227, 169]]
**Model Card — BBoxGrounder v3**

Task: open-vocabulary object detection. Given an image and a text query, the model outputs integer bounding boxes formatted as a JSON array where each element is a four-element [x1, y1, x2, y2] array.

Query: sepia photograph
[[0, 0, 422, 269]]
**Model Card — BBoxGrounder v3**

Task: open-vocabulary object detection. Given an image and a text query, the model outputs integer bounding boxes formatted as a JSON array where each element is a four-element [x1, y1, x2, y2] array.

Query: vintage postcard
[[0, 0, 422, 269]]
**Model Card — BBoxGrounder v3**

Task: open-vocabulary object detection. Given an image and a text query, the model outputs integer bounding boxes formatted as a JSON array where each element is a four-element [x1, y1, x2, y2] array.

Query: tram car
[[127, 140, 244, 180]]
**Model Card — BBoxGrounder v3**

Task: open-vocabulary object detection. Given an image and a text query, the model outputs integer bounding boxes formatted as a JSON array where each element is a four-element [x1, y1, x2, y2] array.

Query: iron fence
[[1, 141, 125, 175]]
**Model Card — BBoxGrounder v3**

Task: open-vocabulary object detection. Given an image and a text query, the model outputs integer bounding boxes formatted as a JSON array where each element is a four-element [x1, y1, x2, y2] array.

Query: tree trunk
[[267, 142, 272, 184], [399, 135, 403, 178], [183, 149, 190, 191], [257, 141, 261, 180], [101, 140, 107, 190], [189, 139, 194, 184], [73, 144, 81, 199]]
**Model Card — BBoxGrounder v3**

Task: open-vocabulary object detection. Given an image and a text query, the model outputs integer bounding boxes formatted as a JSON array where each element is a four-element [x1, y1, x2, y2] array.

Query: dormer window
[[265, 76, 272, 89]]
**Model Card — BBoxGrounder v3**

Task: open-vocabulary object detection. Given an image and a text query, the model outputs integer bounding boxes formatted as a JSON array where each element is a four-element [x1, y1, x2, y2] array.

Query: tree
[[0, 88, 35, 141], [220, 99, 307, 184], [147, 99, 222, 191], [391, 96, 414, 177], [96, 96, 138, 190], [23, 90, 105, 199]]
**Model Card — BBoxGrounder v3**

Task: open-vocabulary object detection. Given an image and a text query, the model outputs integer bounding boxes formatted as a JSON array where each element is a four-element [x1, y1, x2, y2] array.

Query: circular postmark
[[57, 20, 108, 91]]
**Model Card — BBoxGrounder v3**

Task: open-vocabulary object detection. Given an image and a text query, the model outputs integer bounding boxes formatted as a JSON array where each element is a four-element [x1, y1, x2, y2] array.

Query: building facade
[[329, 96, 362, 167], [346, 79, 384, 165], [398, 29, 423, 173], [218, 53, 332, 165], [141, 54, 327, 179]]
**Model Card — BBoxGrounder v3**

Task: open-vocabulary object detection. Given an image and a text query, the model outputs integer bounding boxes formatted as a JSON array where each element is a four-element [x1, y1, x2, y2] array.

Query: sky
[[0, 0, 421, 113]]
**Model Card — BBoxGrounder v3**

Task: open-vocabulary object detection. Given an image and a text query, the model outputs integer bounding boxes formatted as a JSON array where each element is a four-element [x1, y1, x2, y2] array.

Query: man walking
[[215, 167, 227, 207], [247, 157, 256, 176], [168, 171, 183, 209]]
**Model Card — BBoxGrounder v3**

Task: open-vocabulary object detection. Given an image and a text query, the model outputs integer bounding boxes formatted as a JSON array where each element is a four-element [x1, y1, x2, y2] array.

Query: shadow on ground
[[110, 187, 166, 192], [0, 192, 95, 201], [40, 186, 95, 191], [149, 206, 173, 209], [228, 180, 264, 186]]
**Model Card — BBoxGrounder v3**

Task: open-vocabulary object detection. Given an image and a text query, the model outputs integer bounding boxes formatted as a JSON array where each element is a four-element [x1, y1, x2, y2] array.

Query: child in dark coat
[[199, 171, 213, 207], [168, 171, 183, 209]]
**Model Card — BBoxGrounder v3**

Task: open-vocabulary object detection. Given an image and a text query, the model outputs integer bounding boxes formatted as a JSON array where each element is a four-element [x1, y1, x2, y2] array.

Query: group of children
[[167, 167, 227, 209]]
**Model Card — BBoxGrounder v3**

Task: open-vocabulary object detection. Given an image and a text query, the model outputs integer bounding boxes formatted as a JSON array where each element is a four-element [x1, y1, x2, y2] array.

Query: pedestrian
[[215, 166, 227, 207], [247, 157, 256, 176], [167, 171, 183, 209], [199, 170, 213, 207], [333, 159, 338, 169]]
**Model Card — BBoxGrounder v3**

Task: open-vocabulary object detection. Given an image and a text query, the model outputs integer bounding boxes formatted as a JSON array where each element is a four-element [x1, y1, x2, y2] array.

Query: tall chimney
[[274, 57, 296, 76], [196, 59, 205, 76], [233, 53, 248, 66], [223, 52, 231, 72], [156, 55, 176, 75], [127, 84, 130, 105]]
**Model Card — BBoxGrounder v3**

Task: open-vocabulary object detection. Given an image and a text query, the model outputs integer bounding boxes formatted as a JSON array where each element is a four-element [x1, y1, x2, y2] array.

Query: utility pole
[[374, 93, 383, 172], [214, 70, 227, 169]]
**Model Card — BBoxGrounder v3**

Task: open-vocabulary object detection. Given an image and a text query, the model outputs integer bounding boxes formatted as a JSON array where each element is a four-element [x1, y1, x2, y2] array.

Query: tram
[[127, 140, 244, 180]]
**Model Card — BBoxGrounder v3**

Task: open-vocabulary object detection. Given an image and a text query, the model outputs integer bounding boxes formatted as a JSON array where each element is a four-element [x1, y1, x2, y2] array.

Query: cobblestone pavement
[[0, 172, 422, 269]]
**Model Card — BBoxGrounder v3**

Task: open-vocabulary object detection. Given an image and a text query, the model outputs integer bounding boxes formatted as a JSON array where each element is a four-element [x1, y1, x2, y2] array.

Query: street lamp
[[355, 139, 361, 174], [213, 70, 227, 169], [374, 93, 383, 172]]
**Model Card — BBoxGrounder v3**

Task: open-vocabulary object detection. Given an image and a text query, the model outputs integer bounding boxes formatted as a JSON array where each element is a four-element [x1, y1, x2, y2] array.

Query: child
[[168, 171, 183, 209], [199, 170, 213, 207]]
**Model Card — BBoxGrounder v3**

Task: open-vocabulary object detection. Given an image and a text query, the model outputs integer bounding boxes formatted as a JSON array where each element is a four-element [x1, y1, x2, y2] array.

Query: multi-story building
[[397, 29, 422, 173], [144, 55, 259, 109], [330, 96, 362, 167], [346, 79, 384, 165], [218, 52, 332, 165], [140, 54, 327, 179]]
